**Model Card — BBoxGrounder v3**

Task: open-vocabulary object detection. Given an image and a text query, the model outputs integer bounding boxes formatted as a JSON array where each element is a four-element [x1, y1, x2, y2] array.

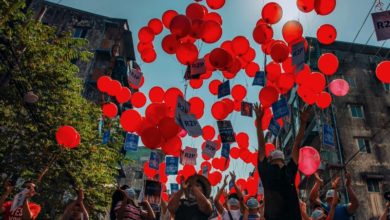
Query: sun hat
[[187, 174, 211, 198], [269, 150, 285, 161]]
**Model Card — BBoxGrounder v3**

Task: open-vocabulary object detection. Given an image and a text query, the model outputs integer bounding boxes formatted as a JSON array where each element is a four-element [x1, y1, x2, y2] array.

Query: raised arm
[[327, 188, 339, 220], [292, 107, 311, 164], [77, 190, 89, 220], [214, 176, 228, 214], [309, 173, 323, 206], [345, 172, 359, 215], [168, 176, 188, 214], [230, 171, 245, 213], [379, 201, 389, 220], [299, 200, 311, 220], [193, 185, 213, 215], [254, 104, 266, 162]]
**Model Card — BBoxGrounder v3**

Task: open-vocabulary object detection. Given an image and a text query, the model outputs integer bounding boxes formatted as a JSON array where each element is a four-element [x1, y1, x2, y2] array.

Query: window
[[73, 27, 88, 38], [384, 84, 390, 92], [367, 179, 380, 192], [350, 105, 364, 118], [356, 138, 371, 153], [344, 77, 356, 88]]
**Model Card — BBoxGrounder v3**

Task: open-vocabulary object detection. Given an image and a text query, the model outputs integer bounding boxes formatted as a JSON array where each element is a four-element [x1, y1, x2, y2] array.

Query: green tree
[[0, 0, 124, 218]]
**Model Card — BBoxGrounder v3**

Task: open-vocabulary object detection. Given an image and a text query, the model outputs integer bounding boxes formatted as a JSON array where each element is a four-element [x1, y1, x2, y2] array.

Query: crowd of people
[[1, 106, 389, 220]]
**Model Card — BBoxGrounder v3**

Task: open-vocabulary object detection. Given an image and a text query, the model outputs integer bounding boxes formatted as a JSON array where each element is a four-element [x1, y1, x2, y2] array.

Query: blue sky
[[49, 0, 389, 190]]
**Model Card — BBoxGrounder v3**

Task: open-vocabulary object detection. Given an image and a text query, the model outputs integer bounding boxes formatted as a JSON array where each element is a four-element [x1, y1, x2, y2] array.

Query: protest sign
[[123, 133, 139, 152], [218, 80, 230, 98], [181, 147, 197, 165], [217, 120, 236, 143], [165, 157, 179, 175]]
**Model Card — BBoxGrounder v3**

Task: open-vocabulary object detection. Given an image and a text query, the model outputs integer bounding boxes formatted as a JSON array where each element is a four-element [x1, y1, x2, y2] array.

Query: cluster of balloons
[[56, 125, 80, 149]]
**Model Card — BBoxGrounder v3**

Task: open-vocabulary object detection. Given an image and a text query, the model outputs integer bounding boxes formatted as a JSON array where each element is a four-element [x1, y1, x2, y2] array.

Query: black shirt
[[175, 199, 211, 220], [257, 158, 301, 220]]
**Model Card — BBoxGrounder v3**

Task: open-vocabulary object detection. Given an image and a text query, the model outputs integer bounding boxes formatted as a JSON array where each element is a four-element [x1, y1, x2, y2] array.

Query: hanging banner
[[241, 102, 253, 117], [372, 10, 390, 41], [123, 133, 139, 152], [190, 58, 206, 76], [179, 112, 203, 137], [218, 80, 231, 99], [323, 124, 335, 148], [175, 96, 190, 128], [165, 157, 179, 175], [221, 143, 231, 159], [202, 140, 217, 159], [272, 98, 290, 120], [292, 40, 305, 71], [128, 68, 143, 87], [149, 151, 160, 170], [180, 146, 197, 165], [217, 120, 236, 143], [268, 118, 281, 137], [144, 180, 162, 213], [102, 130, 110, 144], [252, 71, 265, 86], [170, 183, 179, 194]]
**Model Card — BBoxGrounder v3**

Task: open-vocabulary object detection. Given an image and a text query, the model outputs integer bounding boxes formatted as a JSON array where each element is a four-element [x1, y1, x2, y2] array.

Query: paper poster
[[323, 124, 335, 148], [170, 183, 179, 194], [190, 58, 206, 76], [11, 189, 28, 212], [268, 118, 281, 137], [175, 96, 190, 128], [144, 180, 162, 213], [179, 112, 203, 137], [252, 71, 265, 86], [241, 101, 253, 117], [165, 157, 179, 175], [292, 40, 305, 70], [202, 140, 217, 159], [372, 10, 390, 41], [221, 143, 231, 159], [123, 133, 139, 152], [218, 80, 230, 99], [217, 120, 236, 143], [272, 98, 290, 120], [102, 130, 110, 144], [180, 146, 197, 165], [149, 151, 160, 170], [128, 68, 143, 87]]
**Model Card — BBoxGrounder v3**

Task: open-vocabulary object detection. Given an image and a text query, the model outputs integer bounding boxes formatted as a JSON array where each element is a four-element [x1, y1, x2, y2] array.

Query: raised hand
[[254, 103, 264, 121], [314, 173, 324, 186], [332, 176, 341, 190], [222, 175, 229, 187], [229, 171, 236, 183]]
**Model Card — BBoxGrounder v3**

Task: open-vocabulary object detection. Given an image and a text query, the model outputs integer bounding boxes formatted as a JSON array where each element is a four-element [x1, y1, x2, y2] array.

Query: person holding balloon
[[254, 103, 311, 220], [309, 172, 359, 220]]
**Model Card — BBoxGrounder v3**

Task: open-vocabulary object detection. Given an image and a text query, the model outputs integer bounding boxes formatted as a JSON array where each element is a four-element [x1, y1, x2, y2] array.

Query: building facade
[[30, 0, 136, 103], [279, 37, 390, 219]]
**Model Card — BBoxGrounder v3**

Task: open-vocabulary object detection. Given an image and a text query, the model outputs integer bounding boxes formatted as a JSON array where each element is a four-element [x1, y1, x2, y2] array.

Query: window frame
[[349, 104, 365, 119], [367, 179, 380, 193], [356, 137, 371, 153], [73, 27, 88, 38], [384, 83, 390, 92]]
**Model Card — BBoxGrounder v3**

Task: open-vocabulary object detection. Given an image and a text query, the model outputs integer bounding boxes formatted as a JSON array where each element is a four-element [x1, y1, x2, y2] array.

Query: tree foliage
[[0, 0, 123, 218]]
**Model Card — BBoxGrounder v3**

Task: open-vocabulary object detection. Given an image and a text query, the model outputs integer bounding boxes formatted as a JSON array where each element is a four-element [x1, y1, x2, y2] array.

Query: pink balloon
[[298, 146, 321, 176], [329, 79, 350, 97]]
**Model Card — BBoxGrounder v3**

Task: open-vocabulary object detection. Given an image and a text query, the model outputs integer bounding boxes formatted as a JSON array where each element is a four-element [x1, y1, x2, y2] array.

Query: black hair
[[196, 179, 207, 196], [109, 185, 129, 220], [22, 180, 35, 188]]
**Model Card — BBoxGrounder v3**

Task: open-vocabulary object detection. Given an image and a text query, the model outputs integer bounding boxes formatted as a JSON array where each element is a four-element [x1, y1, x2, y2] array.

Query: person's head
[[269, 150, 285, 167], [246, 197, 260, 214], [110, 185, 129, 220], [23, 180, 36, 196], [69, 202, 83, 219], [325, 189, 341, 204], [227, 198, 240, 210], [186, 175, 211, 199], [311, 209, 327, 220]]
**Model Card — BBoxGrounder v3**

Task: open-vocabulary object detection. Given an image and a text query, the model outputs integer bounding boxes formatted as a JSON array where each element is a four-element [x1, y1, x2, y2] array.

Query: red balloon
[[97, 76, 112, 93], [162, 10, 179, 29], [141, 48, 157, 63], [282, 20, 303, 44], [138, 26, 155, 43], [137, 42, 154, 53], [130, 75, 145, 90], [204, 12, 223, 25], [56, 126, 78, 148], [209, 171, 222, 186], [277, 73, 295, 94], [209, 79, 222, 95], [176, 42, 199, 65], [270, 41, 289, 63], [131, 92, 147, 108], [145, 103, 169, 125], [158, 117, 180, 139], [265, 143, 276, 157], [318, 53, 339, 76], [231, 84, 247, 101], [149, 86, 165, 103], [148, 18, 163, 35], [189, 96, 205, 119], [314, 0, 336, 15], [222, 98, 234, 114], [190, 19, 205, 39], [186, 3, 205, 20], [298, 146, 321, 176], [329, 79, 350, 97], [189, 79, 203, 89], [120, 110, 142, 132], [116, 87, 132, 104], [297, 0, 315, 12], [259, 86, 279, 107], [245, 62, 259, 77], [297, 86, 318, 105], [233, 100, 241, 112], [236, 132, 249, 149], [211, 101, 228, 120], [230, 147, 240, 159], [317, 24, 337, 45], [164, 87, 184, 114], [241, 48, 256, 63], [261, 39, 275, 55], [282, 57, 295, 73], [376, 61, 390, 83], [316, 91, 332, 109], [106, 80, 122, 97], [170, 15, 191, 38], [202, 20, 222, 43], [202, 125, 215, 141], [162, 136, 182, 156], [262, 2, 283, 24], [161, 34, 180, 54], [209, 48, 232, 70], [302, 72, 326, 94], [232, 36, 250, 56], [141, 126, 163, 149], [102, 102, 118, 118], [253, 24, 274, 44], [295, 64, 311, 85], [206, 0, 225, 10], [266, 61, 282, 82], [182, 164, 196, 179]]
